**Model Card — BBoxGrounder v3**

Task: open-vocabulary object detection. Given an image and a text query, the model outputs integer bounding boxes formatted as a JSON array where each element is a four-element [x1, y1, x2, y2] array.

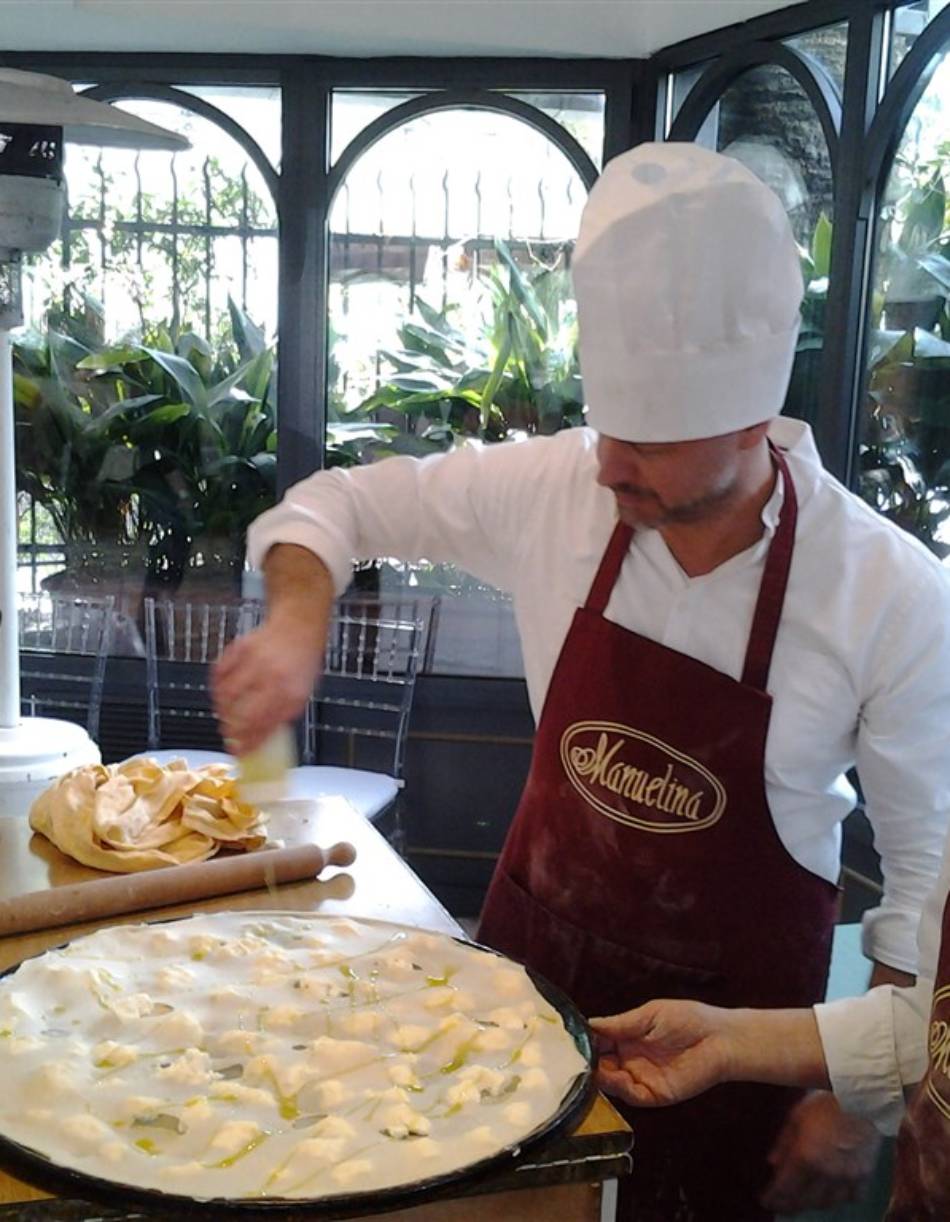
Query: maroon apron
[[886, 892, 950, 1222], [478, 447, 839, 1222]]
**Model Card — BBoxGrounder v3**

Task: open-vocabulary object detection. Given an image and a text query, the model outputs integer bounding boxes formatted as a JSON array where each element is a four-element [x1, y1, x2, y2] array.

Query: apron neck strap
[[741, 442, 797, 692], [583, 442, 798, 693], [585, 520, 634, 614]]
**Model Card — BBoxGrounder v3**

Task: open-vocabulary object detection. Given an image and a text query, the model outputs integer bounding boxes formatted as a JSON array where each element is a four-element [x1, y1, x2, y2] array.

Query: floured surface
[[0, 912, 588, 1202]]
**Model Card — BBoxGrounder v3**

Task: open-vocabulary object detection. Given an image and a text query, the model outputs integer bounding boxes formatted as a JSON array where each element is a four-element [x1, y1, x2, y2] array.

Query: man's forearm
[[725, 1008, 831, 1091], [263, 543, 336, 648]]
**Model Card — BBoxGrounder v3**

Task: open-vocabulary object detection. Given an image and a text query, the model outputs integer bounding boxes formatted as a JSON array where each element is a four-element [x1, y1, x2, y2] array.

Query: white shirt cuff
[[815, 974, 930, 1134], [814, 990, 906, 1133], [246, 511, 354, 599]]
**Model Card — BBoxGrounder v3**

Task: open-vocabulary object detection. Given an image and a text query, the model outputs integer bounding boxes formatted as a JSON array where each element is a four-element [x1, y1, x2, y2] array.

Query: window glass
[[891, 1, 950, 79], [709, 64, 836, 429], [15, 90, 279, 643], [327, 103, 597, 675], [858, 50, 950, 559], [785, 22, 849, 97]]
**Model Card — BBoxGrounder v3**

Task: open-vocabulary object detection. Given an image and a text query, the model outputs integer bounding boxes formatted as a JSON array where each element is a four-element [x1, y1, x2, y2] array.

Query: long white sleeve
[[857, 559, 950, 974], [247, 434, 576, 597], [815, 824, 950, 1133]]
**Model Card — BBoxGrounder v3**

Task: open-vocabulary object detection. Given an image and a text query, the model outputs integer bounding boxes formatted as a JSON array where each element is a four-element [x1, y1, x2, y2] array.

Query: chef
[[214, 142, 950, 1219], [590, 816, 950, 1221]]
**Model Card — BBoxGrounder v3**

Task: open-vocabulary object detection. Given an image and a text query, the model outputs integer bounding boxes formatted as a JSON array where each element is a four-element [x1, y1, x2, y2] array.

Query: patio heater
[[0, 69, 187, 814]]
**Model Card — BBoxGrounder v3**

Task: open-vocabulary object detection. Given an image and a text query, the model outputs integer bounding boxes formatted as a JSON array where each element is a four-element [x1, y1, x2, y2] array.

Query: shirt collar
[[761, 417, 822, 538]]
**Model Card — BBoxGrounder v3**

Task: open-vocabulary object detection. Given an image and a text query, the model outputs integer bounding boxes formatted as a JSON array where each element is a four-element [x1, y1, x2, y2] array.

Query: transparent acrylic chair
[[142, 596, 264, 763], [18, 592, 116, 743], [290, 596, 434, 846], [141, 593, 433, 845]]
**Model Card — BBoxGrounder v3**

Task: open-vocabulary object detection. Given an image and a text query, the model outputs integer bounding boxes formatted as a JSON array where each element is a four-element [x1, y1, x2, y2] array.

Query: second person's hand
[[590, 1000, 735, 1108]]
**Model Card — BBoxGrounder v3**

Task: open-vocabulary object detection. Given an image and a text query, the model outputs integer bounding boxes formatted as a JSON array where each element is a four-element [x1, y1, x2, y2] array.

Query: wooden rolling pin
[[0, 841, 356, 938]]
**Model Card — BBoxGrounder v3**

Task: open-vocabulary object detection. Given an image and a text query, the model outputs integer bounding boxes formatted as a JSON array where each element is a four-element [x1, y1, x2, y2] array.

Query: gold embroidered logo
[[559, 721, 726, 833], [926, 986, 950, 1120]]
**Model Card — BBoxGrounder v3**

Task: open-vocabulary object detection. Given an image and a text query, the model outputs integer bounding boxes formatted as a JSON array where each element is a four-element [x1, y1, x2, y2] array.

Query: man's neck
[[660, 452, 778, 578]]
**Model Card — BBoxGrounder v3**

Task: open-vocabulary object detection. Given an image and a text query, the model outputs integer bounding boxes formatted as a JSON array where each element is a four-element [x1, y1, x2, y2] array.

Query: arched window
[[858, 24, 950, 559], [15, 86, 279, 622], [669, 46, 840, 431], [326, 92, 600, 674]]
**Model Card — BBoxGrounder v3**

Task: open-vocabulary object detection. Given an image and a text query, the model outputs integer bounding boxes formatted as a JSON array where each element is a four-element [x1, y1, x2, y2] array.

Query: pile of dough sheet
[[0, 913, 588, 1201], [29, 757, 267, 872]]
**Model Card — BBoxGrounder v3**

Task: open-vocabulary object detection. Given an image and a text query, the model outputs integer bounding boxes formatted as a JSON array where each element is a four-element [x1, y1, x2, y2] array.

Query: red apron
[[478, 447, 839, 1221], [886, 892, 950, 1222]]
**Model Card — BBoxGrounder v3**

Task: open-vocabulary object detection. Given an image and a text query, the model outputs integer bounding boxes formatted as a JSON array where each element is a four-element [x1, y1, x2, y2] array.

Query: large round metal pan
[[0, 912, 595, 1219]]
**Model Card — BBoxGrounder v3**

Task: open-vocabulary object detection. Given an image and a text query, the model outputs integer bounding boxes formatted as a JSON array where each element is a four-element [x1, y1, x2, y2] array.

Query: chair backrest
[[18, 592, 116, 741], [143, 597, 263, 750], [302, 596, 433, 780]]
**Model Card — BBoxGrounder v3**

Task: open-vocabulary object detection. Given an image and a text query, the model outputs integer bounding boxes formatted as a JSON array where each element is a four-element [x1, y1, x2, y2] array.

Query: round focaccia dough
[[0, 913, 588, 1202]]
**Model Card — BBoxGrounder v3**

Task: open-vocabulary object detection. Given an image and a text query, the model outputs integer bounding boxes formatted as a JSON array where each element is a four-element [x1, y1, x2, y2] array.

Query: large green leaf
[[138, 402, 192, 428], [400, 322, 462, 367], [228, 296, 267, 361], [900, 171, 947, 252], [207, 351, 273, 408], [414, 298, 469, 346], [12, 373, 42, 410], [177, 331, 213, 381], [388, 373, 448, 393], [918, 252, 950, 294], [86, 394, 164, 435], [915, 329, 950, 358], [493, 239, 549, 340], [77, 345, 149, 371], [868, 329, 914, 369], [479, 332, 512, 427], [141, 347, 207, 409], [12, 333, 51, 378], [811, 213, 833, 280], [379, 350, 422, 375]]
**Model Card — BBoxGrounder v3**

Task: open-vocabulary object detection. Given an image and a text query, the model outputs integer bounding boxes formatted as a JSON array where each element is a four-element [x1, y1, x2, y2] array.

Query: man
[[214, 143, 950, 1219], [589, 818, 950, 1220]]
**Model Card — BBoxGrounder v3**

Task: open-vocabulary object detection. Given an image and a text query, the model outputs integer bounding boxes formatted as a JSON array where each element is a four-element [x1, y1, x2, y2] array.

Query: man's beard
[[613, 473, 740, 529]]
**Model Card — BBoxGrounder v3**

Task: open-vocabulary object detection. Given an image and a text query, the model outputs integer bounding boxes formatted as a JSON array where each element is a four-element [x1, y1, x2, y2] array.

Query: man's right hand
[[212, 544, 336, 755], [213, 618, 323, 756]]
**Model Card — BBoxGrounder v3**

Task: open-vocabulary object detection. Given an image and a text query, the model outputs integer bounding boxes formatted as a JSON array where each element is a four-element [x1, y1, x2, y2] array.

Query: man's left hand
[[761, 1090, 881, 1214]]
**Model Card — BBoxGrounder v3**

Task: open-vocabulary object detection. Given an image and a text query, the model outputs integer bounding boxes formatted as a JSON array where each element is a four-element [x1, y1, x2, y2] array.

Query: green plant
[[784, 211, 832, 429], [786, 154, 950, 558], [14, 296, 277, 590], [327, 239, 584, 468], [858, 155, 950, 558]]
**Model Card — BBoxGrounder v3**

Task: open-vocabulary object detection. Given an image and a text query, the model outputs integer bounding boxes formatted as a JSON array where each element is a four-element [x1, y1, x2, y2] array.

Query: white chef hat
[[573, 142, 803, 443]]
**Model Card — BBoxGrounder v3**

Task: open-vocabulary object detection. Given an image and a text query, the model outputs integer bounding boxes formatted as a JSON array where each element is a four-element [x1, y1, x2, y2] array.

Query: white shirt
[[248, 418, 950, 975], [815, 830, 950, 1133]]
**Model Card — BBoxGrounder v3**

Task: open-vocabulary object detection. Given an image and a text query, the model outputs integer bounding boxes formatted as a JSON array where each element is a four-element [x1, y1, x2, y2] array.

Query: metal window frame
[[0, 49, 639, 501], [646, 0, 950, 484], [4, 5, 948, 537], [667, 42, 843, 159]]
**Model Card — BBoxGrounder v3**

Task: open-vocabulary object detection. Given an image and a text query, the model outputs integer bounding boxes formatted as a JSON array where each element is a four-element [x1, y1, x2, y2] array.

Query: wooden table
[[0, 797, 632, 1220]]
